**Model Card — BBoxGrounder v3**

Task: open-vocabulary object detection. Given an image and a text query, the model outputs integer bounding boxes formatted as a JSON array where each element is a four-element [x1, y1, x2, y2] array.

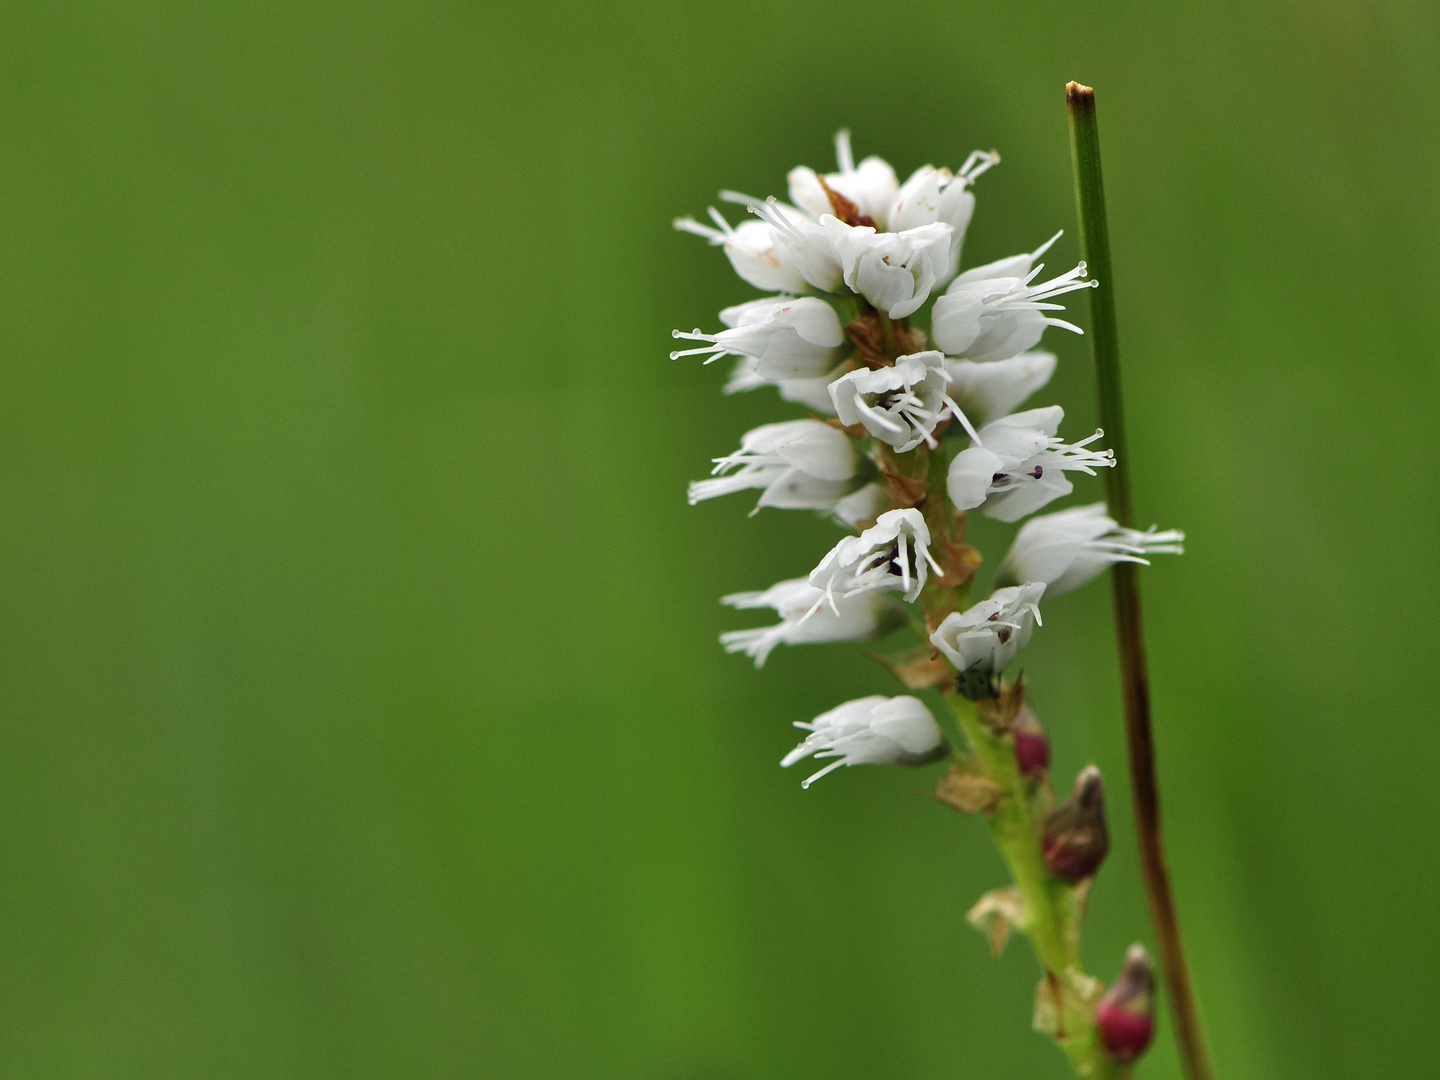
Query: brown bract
[[816, 174, 876, 229], [869, 645, 952, 690], [936, 762, 1006, 814], [935, 540, 981, 589], [974, 677, 1027, 734], [880, 469, 928, 508], [845, 313, 890, 369]]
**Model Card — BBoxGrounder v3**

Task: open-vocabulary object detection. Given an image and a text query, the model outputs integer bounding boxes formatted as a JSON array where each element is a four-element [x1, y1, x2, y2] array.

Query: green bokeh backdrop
[[1, 2, 1436, 1077]]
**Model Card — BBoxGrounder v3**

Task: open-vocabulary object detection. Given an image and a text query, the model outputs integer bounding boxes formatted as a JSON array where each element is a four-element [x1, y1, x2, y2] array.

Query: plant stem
[[945, 693, 1122, 1080], [1066, 80, 1215, 1080]]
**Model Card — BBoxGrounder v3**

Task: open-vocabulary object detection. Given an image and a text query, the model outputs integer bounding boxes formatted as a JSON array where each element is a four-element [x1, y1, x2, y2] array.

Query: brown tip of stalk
[[1066, 81, 1095, 109]]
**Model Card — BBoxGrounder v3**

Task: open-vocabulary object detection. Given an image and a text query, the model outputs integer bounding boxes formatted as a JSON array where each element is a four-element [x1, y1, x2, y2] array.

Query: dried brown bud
[[1042, 765, 1109, 882], [1096, 945, 1156, 1062]]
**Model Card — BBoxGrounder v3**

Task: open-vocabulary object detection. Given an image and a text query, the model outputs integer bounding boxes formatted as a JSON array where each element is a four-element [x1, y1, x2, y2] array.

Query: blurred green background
[[0, 1, 1436, 1077]]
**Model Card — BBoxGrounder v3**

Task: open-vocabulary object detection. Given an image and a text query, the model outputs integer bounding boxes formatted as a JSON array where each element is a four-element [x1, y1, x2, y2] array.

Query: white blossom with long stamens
[[670, 295, 844, 380], [807, 508, 940, 609], [720, 578, 902, 668], [932, 232, 1097, 362], [739, 195, 850, 293], [945, 351, 1057, 424], [947, 406, 1114, 523], [999, 503, 1185, 598], [782, 695, 946, 788], [787, 129, 900, 229], [830, 351, 977, 452], [722, 355, 841, 414], [673, 207, 809, 294], [689, 419, 861, 513], [929, 583, 1046, 681], [889, 150, 1000, 280]]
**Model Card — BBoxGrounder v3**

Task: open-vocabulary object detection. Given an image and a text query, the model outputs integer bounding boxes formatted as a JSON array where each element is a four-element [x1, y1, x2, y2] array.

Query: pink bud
[[1012, 712, 1050, 777], [1097, 945, 1156, 1062]]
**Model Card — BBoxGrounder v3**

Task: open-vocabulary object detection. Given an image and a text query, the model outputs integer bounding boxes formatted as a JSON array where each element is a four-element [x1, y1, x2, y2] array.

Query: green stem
[[1067, 80, 1215, 1080], [946, 694, 1122, 1080], [948, 694, 1073, 974]]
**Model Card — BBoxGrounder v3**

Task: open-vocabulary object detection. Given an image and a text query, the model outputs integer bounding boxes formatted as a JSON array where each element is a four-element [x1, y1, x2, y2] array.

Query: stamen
[[958, 149, 1000, 182]]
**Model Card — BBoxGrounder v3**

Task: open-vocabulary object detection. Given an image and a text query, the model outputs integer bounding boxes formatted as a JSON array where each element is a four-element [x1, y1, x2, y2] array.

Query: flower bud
[[1012, 710, 1050, 778], [1096, 945, 1156, 1062], [1042, 765, 1109, 882]]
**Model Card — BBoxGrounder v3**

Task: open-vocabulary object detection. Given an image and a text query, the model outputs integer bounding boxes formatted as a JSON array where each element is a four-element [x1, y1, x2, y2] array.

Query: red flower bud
[[1012, 711, 1050, 778], [1097, 945, 1156, 1062], [1042, 765, 1109, 882]]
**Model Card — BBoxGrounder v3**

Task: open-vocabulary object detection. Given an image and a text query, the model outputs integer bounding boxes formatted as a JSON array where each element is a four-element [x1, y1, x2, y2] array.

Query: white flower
[[945, 351, 1057, 423], [690, 419, 860, 512], [832, 481, 890, 528], [889, 150, 1000, 280], [722, 355, 841, 414], [829, 351, 976, 452], [999, 503, 1185, 598], [931, 232, 1097, 362], [744, 196, 850, 293], [781, 694, 946, 788], [808, 508, 940, 608], [834, 221, 953, 319], [946, 406, 1114, 523], [929, 583, 1046, 685], [787, 130, 899, 229], [720, 579, 901, 667], [673, 207, 809, 294], [671, 295, 844, 380]]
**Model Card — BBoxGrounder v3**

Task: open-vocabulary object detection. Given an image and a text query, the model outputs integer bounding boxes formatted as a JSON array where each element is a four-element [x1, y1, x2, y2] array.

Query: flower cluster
[[676, 131, 1181, 785]]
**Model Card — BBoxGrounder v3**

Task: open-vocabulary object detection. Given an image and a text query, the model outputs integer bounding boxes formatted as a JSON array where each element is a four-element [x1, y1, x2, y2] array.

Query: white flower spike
[[1000, 503, 1185, 598], [929, 583, 1046, 692], [787, 130, 900, 230], [931, 232, 1098, 362], [782, 694, 946, 788], [673, 206, 809, 294], [947, 406, 1114, 523], [945, 351, 1057, 424], [830, 350, 978, 452], [689, 419, 861, 513], [807, 508, 941, 609], [720, 579, 901, 668], [671, 295, 844, 381]]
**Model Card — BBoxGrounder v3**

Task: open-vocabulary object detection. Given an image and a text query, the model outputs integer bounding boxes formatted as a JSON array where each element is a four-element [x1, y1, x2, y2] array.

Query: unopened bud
[[1042, 765, 1109, 882], [1012, 710, 1050, 778], [1096, 944, 1156, 1062]]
